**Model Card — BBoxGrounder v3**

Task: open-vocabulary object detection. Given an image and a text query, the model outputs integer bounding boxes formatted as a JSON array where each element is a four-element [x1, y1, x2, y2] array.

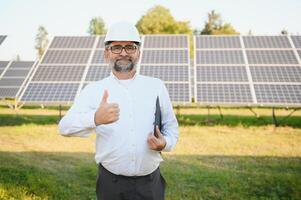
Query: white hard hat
[[104, 21, 141, 44]]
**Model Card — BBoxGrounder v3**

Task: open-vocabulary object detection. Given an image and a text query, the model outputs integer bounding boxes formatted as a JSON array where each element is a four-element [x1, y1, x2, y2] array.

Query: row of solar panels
[[1, 35, 301, 106]]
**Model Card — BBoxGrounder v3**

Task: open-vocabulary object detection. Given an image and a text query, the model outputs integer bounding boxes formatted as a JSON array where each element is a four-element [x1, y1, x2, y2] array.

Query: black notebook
[[154, 96, 162, 137]]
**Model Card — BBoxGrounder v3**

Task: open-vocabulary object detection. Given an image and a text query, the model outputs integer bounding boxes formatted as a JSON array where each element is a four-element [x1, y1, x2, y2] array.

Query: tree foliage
[[200, 10, 239, 35], [136, 5, 192, 34], [35, 26, 49, 59], [88, 17, 106, 35]]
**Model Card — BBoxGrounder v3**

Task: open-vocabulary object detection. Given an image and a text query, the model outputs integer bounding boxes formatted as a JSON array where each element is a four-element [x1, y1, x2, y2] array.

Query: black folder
[[154, 96, 162, 137]]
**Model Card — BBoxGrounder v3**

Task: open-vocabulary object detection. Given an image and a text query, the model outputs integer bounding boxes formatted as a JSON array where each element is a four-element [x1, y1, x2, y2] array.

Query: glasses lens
[[110, 45, 123, 54], [124, 45, 137, 54]]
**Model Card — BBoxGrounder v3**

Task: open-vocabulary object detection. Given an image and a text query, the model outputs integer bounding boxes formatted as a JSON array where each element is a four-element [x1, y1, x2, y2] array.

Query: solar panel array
[[20, 36, 108, 103], [0, 61, 35, 99], [194, 35, 301, 106], [19, 34, 301, 107], [0, 35, 6, 45], [139, 35, 191, 102]]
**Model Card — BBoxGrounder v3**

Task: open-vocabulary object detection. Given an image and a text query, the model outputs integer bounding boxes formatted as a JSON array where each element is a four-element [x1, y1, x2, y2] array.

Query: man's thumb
[[101, 90, 109, 104]]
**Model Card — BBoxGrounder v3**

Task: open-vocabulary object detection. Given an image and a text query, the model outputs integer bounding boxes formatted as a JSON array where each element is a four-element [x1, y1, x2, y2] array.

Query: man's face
[[105, 41, 140, 73]]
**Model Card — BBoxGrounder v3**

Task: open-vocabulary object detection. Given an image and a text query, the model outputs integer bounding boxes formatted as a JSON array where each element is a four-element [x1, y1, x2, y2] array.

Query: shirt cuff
[[162, 135, 172, 152], [81, 110, 97, 128]]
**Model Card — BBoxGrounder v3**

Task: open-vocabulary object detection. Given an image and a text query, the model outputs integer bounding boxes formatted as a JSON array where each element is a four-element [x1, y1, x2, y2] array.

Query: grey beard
[[113, 59, 135, 72]]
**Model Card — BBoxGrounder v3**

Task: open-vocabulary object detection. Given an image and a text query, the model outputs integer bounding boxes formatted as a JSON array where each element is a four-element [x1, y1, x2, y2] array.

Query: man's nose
[[120, 48, 128, 56]]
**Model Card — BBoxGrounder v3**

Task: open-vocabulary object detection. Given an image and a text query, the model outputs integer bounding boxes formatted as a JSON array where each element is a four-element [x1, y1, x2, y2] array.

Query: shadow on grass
[[0, 113, 300, 128], [0, 151, 300, 200]]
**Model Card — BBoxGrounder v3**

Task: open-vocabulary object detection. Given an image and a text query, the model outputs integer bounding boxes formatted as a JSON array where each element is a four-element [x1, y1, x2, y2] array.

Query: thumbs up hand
[[94, 90, 120, 125]]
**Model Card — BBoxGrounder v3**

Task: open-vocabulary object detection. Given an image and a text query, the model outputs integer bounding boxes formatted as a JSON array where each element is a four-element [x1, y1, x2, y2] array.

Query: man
[[59, 21, 179, 200]]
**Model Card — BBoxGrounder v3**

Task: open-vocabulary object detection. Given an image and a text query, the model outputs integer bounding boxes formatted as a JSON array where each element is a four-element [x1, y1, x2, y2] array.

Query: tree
[[35, 26, 49, 59], [136, 5, 192, 34], [88, 17, 106, 35], [200, 10, 239, 35]]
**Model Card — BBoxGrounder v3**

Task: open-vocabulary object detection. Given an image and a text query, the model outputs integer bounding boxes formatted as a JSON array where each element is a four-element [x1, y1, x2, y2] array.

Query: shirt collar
[[110, 70, 138, 86]]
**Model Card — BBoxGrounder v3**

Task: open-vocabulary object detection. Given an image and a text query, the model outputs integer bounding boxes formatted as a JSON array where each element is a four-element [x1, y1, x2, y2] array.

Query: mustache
[[115, 56, 133, 62]]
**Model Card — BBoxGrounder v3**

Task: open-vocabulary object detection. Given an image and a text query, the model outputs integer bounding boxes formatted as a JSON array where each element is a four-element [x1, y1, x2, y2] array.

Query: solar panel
[[49, 36, 96, 48], [246, 50, 298, 64], [196, 50, 245, 64], [195, 36, 241, 49], [250, 66, 301, 82], [243, 36, 291, 48], [165, 83, 190, 102], [0, 35, 7, 45], [196, 84, 253, 104], [143, 35, 188, 48], [141, 50, 188, 64], [41, 50, 92, 64], [91, 50, 105, 64], [32, 65, 86, 81], [0, 61, 35, 99], [140, 65, 189, 82], [21, 83, 79, 102], [139, 35, 191, 103], [20, 36, 107, 103], [291, 36, 301, 48], [254, 84, 301, 104], [196, 66, 248, 82], [194, 35, 301, 106], [0, 61, 9, 68], [85, 65, 111, 82]]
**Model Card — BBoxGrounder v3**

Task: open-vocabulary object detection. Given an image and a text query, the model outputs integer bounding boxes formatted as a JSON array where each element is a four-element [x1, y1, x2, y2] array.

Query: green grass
[[0, 108, 301, 200]]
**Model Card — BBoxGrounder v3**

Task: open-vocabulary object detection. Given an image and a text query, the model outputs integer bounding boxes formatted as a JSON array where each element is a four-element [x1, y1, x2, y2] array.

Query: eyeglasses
[[108, 45, 138, 54]]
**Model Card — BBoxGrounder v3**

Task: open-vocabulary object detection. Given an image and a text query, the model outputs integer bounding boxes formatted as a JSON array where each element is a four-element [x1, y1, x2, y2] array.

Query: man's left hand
[[147, 126, 166, 151]]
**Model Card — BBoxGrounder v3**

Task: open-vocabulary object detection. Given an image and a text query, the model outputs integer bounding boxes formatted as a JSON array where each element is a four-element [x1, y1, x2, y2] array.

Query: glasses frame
[[108, 44, 138, 54]]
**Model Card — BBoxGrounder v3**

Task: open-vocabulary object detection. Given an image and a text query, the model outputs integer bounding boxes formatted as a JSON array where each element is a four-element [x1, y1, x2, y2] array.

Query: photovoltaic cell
[[196, 50, 245, 64], [0, 88, 20, 98], [3, 69, 31, 77], [297, 50, 301, 59], [165, 83, 190, 102], [42, 50, 91, 64], [141, 50, 188, 64], [85, 65, 111, 81], [195, 36, 241, 49], [254, 84, 301, 104], [143, 35, 188, 48], [49, 36, 96, 48], [21, 83, 79, 102], [0, 61, 9, 68], [32, 65, 86, 81], [250, 66, 301, 82], [9, 61, 36, 69], [96, 36, 105, 48], [243, 36, 291, 48], [246, 50, 298, 64], [140, 65, 189, 82], [0, 78, 25, 86], [196, 84, 253, 103], [91, 50, 105, 64], [291, 36, 301, 48], [196, 66, 248, 82]]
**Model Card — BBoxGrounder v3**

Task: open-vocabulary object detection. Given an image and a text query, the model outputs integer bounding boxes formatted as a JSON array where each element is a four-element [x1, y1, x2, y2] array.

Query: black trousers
[[96, 164, 166, 200]]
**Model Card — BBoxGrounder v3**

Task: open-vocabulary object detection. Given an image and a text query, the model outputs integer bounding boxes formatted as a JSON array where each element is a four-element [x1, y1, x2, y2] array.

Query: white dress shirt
[[59, 72, 179, 176]]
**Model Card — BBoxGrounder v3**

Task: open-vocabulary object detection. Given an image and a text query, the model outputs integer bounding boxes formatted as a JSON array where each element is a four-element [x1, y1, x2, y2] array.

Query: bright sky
[[0, 0, 300, 61]]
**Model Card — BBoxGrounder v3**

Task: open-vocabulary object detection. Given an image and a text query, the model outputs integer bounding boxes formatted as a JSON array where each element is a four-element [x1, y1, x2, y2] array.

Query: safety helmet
[[104, 21, 141, 44]]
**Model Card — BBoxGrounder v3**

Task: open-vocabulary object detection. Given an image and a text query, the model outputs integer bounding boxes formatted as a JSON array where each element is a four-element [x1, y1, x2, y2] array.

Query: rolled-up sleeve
[[58, 84, 97, 137], [159, 81, 179, 152]]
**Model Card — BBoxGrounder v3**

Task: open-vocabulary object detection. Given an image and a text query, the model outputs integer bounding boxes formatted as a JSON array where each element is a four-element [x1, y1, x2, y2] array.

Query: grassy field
[[0, 106, 301, 200]]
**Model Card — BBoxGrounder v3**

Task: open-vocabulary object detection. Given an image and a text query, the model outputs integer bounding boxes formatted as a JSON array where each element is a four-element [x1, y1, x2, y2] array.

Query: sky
[[0, 0, 300, 61]]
